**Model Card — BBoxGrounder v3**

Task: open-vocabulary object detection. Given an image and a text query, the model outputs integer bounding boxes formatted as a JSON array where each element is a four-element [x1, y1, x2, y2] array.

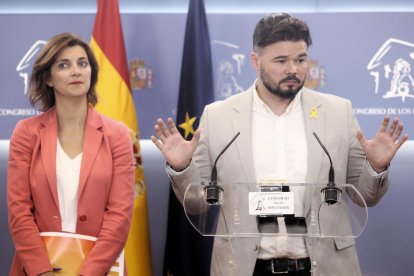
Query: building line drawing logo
[[367, 38, 414, 102], [16, 40, 47, 95], [212, 40, 245, 100]]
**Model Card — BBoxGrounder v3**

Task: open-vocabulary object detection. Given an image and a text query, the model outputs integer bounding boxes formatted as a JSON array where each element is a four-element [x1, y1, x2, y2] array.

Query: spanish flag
[[91, 0, 152, 275]]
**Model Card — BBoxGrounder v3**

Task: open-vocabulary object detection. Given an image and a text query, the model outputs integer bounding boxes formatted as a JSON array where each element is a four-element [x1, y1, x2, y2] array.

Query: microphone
[[313, 132, 342, 205], [204, 132, 240, 205]]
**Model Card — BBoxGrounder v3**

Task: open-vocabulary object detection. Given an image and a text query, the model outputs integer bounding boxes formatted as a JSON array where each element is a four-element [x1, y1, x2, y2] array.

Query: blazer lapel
[[39, 108, 60, 210], [78, 107, 103, 197], [302, 90, 327, 216], [230, 87, 256, 183]]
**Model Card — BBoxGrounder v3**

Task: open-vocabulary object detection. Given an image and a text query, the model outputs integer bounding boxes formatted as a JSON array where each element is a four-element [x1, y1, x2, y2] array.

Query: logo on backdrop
[[367, 38, 414, 103], [0, 40, 45, 120], [16, 40, 47, 95], [305, 59, 326, 90], [212, 40, 245, 100], [129, 59, 152, 90]]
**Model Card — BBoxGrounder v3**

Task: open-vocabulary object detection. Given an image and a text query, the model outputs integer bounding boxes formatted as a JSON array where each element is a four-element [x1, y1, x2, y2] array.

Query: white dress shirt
[[56, 139, 82, 233], [251, 87, 309, 259]]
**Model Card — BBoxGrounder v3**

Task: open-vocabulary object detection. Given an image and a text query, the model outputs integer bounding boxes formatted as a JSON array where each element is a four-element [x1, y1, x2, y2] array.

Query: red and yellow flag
[[91, 0, 152, 275]]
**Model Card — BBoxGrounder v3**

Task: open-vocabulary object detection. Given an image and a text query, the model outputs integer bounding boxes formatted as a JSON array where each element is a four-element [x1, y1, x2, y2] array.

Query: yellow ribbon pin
[[310, 107, 318, 119]]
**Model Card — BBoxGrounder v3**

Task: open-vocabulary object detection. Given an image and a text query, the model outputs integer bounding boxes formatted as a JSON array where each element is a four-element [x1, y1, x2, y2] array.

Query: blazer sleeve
[[7, 120, 53, 276], [345, 100, 390, 207], [79, 122, 135, 275], [169, 105, 211, 204]]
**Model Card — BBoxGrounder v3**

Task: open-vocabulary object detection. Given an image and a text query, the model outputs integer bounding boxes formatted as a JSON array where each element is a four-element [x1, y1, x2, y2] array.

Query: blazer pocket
[[334, 236, 355, 250]]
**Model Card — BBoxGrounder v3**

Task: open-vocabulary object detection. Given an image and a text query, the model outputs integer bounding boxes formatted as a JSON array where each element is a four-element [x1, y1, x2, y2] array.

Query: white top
[[56, 139, 82, 233], [252, 87, 309, 259]]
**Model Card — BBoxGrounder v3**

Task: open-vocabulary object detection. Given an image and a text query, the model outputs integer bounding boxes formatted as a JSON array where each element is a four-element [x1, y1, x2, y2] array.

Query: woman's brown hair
[[29, 32, 99, 111]]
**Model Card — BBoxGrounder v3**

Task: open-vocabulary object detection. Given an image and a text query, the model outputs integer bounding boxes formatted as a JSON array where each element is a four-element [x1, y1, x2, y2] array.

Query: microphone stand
[[313, 132, 342, 205], [204, 132, 240, 205]]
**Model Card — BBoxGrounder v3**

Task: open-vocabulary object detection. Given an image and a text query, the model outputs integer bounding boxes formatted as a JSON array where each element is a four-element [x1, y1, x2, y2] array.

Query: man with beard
[[151, 13, 408, 276]]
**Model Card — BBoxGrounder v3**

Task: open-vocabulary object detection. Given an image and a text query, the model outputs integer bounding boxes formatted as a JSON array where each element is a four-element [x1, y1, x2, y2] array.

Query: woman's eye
[[57, 63, 68, 69], [79, 60, 90, 67]]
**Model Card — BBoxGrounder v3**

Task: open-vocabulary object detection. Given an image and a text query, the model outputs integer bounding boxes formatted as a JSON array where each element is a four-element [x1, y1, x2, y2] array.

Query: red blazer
[[7, 107, 135, 276]]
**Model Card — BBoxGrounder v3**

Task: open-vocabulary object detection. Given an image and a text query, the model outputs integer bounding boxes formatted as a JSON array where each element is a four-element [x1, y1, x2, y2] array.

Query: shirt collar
[[252, 80, 303, 116]]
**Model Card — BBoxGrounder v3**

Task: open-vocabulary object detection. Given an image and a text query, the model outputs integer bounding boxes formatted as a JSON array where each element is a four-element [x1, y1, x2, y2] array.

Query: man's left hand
[[356, 116, 408, 173]]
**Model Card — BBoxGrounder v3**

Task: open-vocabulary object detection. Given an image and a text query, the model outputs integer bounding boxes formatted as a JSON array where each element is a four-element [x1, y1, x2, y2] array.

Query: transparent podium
[[183, 182, 368, 275]]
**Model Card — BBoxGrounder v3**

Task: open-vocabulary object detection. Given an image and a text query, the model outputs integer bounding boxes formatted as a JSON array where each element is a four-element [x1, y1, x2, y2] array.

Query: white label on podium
[[248, 192, 294, 215]]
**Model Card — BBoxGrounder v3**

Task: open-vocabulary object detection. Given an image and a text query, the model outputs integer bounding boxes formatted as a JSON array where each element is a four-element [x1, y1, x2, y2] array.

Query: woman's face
[[47, 45, 91, 102]]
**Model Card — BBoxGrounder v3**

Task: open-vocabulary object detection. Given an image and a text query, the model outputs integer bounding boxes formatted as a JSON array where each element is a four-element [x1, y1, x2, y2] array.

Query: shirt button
[[251, 244, 259, 251], [79, 215, 87, 221]]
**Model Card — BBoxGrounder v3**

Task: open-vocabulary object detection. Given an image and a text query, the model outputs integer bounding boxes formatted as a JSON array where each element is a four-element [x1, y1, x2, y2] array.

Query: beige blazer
[[170, 85, 389, 276]]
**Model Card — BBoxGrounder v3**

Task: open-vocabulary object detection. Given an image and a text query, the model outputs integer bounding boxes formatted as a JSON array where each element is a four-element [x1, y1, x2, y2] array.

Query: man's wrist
[[366, 159, 388, 175], [169, 160, 191, 172]]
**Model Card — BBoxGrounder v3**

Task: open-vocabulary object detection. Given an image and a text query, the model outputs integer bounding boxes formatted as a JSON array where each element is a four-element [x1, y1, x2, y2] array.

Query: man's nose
[[285, 61, 298, 74]]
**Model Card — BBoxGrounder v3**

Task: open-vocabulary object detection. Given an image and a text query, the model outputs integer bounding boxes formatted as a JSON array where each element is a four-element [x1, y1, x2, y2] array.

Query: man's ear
[[251, 51, 260, 71]]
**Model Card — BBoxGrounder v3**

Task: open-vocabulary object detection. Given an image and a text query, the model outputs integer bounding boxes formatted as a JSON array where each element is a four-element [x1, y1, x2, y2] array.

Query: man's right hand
[[151, 118, 200, 171]]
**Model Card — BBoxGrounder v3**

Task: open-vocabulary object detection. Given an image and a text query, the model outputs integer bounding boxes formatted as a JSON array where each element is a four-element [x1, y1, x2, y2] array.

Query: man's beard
[[260, 67, 305, 100]]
